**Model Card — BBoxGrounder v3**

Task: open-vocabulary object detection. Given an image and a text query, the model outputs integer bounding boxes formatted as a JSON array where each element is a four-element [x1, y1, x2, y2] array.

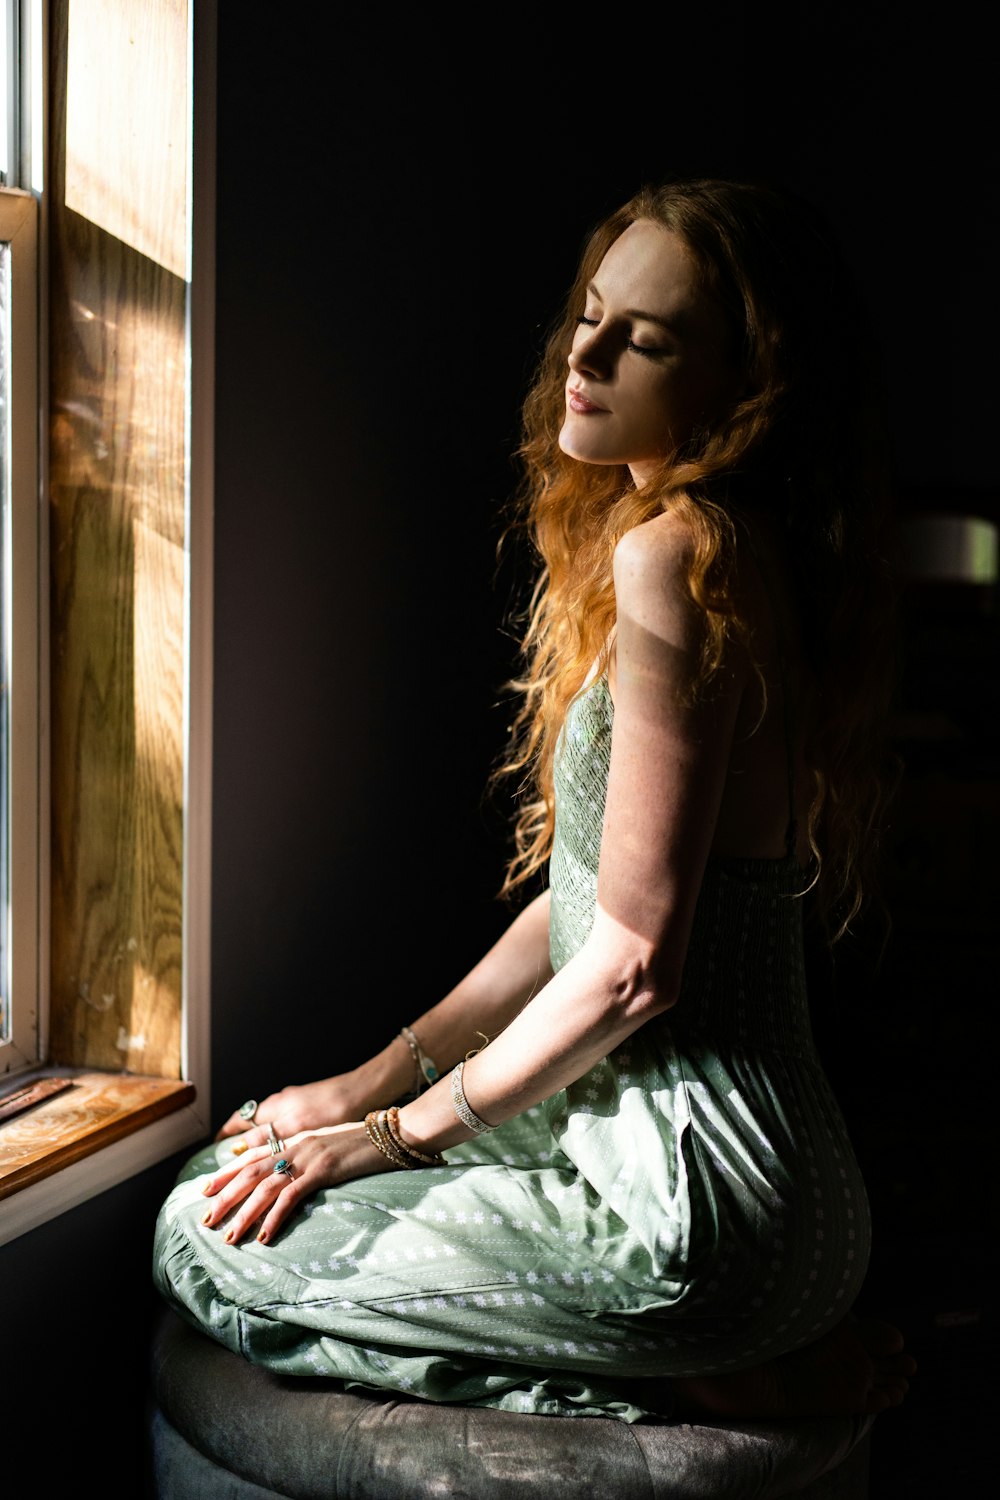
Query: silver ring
[[238, 1099, 258, 1123], [273, 1157, 294, 1181], [266, 1122, 284, 1155]]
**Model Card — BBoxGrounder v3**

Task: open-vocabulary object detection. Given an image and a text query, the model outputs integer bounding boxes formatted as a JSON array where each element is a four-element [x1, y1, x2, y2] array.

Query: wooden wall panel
[[47, 0, 189, 1076]]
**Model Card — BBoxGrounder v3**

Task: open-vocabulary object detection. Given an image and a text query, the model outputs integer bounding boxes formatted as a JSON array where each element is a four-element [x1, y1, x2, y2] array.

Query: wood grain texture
[[0, 1071, 196, 1198], [47, 0, 189, 1077]]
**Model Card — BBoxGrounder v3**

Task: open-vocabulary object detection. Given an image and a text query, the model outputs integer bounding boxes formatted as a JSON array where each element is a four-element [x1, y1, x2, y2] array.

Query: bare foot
[[672, 1316, 917, 1420]]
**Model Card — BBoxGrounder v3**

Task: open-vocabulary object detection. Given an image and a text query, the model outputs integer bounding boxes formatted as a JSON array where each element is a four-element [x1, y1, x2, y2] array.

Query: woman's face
[[559, 219, 738, 486]]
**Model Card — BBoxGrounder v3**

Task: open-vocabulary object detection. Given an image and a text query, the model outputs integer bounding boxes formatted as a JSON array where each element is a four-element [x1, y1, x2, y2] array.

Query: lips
[[568, 386, 608, 414]]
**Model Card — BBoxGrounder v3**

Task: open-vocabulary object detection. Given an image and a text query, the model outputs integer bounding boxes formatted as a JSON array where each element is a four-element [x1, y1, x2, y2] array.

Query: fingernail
[[224, 1228, 236, 1244], [201, 1211, 212, 1226], [257, 1229, 268, 1243], [232, 1140, 248, 1156]]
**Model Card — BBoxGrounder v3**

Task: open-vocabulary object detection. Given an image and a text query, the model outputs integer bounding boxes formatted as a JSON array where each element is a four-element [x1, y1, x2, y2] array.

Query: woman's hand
[[214, 1074, 381, 1152], [201, 1123, 398, 1245]]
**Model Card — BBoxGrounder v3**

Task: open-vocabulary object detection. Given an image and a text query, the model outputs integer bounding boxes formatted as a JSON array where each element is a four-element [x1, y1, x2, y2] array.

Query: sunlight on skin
[[182, 202, 914, 1423], [559, 221, 740, 487]]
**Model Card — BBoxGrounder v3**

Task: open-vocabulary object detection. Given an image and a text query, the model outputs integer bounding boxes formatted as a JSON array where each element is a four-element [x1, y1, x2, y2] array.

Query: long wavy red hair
[[494, 177, 899, 942]]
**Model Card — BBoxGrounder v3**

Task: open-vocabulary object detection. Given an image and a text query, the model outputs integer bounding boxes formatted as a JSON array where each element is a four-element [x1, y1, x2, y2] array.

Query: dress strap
[[743, 527, 798, 859]]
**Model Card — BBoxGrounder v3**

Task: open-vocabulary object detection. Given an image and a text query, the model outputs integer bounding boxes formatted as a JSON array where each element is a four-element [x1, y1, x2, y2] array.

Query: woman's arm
[[215, 888, 553, 1145], [204, 514, 750, 1241], [398, 513, 749, 1150]]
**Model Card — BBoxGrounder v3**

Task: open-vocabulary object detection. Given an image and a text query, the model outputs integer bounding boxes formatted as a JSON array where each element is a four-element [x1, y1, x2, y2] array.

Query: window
[[1, 0, 42, 1075], [0, 0, 214, 1247], [0, 189, 40, 1070]]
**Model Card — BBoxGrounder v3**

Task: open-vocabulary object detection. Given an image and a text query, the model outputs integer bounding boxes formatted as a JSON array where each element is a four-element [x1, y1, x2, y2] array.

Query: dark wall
[[207, 31, 995, 1494], [4, 10, 991, 1493], [208, 10, 996, 1111]]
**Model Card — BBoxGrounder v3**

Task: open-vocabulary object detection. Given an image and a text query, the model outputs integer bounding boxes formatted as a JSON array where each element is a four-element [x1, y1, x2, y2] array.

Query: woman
[[154, 176, 914, 1422]]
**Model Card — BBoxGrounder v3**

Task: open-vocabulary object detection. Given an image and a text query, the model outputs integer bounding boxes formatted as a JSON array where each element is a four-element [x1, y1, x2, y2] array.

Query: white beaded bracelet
[[450, 1060, 496, 1135]]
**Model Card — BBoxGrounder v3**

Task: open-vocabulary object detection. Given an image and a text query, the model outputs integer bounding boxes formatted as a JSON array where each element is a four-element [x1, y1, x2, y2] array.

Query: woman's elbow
[[619, 965, 681, 1021], [586, 920, 684, 1021], [590, 900, 692, 1020]]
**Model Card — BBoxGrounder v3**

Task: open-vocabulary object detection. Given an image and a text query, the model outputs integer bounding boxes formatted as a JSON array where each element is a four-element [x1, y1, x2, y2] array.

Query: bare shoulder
[[613, 507, 697, 575], [612, 509, 700, 634]]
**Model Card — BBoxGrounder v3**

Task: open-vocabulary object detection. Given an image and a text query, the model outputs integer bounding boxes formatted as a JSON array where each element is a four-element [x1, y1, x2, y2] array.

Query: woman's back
[[546, 617, 870, 1380]]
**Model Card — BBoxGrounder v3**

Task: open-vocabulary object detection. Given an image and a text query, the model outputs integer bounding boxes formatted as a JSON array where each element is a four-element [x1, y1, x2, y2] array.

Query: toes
[[859, 1318, 905, 1354], [872, 1374, 909, 1405], [877, 1352, 917, 1379], [852, 1317, 913, 1373]]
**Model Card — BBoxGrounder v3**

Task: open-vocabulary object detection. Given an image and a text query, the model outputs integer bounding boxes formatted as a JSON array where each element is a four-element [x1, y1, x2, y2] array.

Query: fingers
[[214, 1110, 260, 1143], [255, 1173, 302, 1245], [201, 1151, 301, 1245], [201, 1144, 270, 1196], [200, 1122, 381, 1247], [214, 1094, 271, 1144], [219, 1124, 263, 1153], [221, 1118, 287, 1157]]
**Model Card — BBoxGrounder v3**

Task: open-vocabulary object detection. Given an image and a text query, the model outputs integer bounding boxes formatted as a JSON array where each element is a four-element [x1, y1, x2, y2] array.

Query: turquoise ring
[[273, 1158, 293, 1180], [238, 1099, 258, 1122]]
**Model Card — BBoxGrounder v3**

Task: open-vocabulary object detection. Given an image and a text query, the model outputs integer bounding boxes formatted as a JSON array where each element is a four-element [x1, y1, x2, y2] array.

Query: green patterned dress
[[152, 675, 871, 1421]]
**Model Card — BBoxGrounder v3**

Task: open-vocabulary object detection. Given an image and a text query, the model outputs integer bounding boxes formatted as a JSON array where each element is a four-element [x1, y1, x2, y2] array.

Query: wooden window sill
[[0, 1070, 197, 1201]]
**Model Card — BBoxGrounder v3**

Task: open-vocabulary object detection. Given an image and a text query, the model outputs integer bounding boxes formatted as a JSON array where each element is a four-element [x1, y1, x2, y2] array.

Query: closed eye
[[577, 314, 670, 358]]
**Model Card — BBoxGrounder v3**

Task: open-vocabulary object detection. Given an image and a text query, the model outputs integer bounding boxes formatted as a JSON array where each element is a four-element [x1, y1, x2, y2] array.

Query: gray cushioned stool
[[149, 1308, 874, 1498]]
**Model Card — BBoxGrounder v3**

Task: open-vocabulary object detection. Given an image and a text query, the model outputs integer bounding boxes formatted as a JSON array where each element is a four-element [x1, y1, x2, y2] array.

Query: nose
[[568, 322, 615, 380]]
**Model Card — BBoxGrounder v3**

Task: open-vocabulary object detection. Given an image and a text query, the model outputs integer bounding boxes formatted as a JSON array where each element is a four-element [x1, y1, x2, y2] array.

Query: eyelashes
[[574, 315, 668, 359]]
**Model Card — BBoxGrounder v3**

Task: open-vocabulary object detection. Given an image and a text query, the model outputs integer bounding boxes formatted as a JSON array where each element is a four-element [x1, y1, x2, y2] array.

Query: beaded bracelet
[[400, 1025, 440, 1093], [385, 1106, 445, 1166], [449, 1060, 496, 1135], [365, 1109, 445, 1170], [364, 1110, 413, 1170]]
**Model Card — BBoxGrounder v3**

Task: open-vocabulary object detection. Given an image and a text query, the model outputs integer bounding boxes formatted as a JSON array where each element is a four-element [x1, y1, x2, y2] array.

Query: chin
[[558, 428, 614, 467]]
